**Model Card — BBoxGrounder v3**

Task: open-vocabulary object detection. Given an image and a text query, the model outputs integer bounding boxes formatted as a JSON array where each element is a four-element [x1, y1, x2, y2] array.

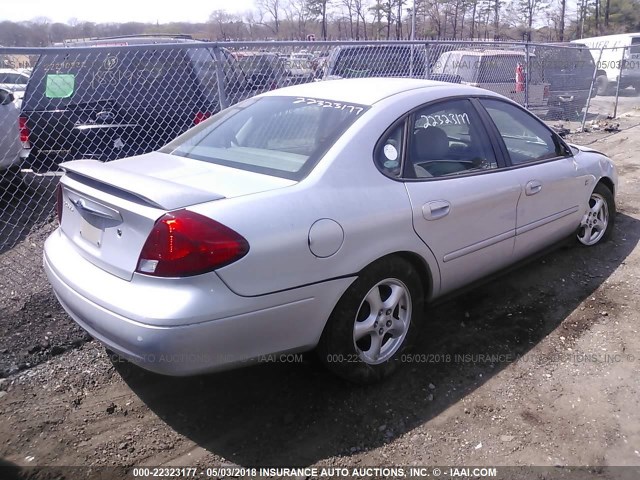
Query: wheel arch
[[358, 250, 435, 303], [597, 176, 615, 197]]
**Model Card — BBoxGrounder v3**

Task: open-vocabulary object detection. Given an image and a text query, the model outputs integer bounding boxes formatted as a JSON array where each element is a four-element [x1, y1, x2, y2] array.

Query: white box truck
[[572, 32, 640, 95]]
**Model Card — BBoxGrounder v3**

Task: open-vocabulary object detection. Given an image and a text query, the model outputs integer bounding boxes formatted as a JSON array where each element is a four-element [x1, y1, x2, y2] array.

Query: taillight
[[19, 116, 30, 147], [55, 183, 63, 223], [136, 210, 249, 277], [194, 112, 211, 125], [543, 85, 550, 99]]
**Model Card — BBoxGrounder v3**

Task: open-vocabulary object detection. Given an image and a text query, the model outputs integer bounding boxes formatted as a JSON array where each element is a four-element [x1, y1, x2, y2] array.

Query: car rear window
[[161, 96, 369, 180], [537, 45, 595, 70], [24, 48, 205, 110], [237, 55, 282, 75], [332, 46, 426, 77]]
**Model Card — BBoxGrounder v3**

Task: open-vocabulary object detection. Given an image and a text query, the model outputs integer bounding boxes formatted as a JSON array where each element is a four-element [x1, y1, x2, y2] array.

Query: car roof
[[262, 77, 502, 105], [0, 68, 28, 74], [335, 44, 418, 50], [446, 49, 525, 56], [236, 51, 278, 56], [55, 36, 198, 46]]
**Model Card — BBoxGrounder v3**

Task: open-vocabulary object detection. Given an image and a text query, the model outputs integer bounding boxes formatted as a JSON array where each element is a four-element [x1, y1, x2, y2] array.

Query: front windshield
[[160, 96, 369, 180]]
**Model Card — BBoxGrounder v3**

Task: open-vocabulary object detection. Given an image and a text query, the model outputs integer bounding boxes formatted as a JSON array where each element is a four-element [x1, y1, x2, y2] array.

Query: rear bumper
[[548, 90, 590, 106], [44, 229, 353, 376]]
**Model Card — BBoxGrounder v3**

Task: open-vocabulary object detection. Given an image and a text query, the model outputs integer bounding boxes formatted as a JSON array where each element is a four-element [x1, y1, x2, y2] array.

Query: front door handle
[[422, 200, 451, 220], [525, 180, 543, 196]]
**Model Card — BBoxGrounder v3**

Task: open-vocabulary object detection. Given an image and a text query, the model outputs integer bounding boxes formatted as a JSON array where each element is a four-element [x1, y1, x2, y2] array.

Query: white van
[[571, 33, 640, 94], [432, 49, 550, 114]]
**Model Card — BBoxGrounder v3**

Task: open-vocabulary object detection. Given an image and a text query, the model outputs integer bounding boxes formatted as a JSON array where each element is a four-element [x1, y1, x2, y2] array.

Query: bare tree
[[559, 0, 566, 40], [514, 0, 548, 41], [353, 0, 370, 38], [341, 0, 356, 37], [257, 0, 282, 36], [283, 0, 312, 38], [307, 0, 332, 39], [208, 10, 243, 40]]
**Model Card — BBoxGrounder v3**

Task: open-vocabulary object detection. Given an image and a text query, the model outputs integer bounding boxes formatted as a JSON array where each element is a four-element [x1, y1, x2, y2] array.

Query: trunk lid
[[59, 152, 296, 280]]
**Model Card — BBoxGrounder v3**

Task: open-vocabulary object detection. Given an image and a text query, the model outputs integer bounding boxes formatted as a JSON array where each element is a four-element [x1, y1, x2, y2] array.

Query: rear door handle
[[525, 180, 543, 196], [422, 200, 451, 220]]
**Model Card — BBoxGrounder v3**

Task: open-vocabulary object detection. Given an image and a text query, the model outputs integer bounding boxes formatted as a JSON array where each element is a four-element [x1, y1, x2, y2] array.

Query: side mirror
[[0, 89, 15, 106]]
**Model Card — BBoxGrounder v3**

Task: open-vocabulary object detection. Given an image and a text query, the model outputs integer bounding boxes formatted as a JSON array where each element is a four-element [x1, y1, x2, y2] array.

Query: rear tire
[[317, 256, 424, 384]]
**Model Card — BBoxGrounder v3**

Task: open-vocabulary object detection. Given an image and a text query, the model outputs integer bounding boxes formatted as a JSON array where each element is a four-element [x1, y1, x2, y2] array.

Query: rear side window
[[408, 99, 497, 178], [162, 96, 369, 180], [478, 55, 543, 84], [478, 56, 519, 83], [45, 74, 75, 98], [456, 55, 478, 82]]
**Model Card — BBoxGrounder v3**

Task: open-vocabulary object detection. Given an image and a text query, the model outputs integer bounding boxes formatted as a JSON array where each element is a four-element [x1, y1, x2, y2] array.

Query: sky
[[3, 0, 257, 24]]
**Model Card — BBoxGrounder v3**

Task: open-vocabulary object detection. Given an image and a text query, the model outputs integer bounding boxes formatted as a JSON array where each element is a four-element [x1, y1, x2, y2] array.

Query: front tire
[[577, 183, 615, 246], [317, 256, 424, 384]]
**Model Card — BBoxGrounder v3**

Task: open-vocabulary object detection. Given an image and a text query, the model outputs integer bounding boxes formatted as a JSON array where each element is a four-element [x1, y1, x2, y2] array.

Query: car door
[[393, 98, 522, 295], [478, 98, 589, 260]]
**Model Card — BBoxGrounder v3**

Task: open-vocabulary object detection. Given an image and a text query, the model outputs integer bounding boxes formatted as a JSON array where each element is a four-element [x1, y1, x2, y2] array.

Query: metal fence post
[[582, 47, 605, 131], [212, 45, 229, 110], [524, 43, 530, 109], [425, 42, 431, 80], [613, 46, 626, 119]]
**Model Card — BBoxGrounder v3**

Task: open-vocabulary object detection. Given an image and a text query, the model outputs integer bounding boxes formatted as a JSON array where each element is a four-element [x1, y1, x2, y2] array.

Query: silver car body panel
[[45, 231, 352, 375], [0, 90, 21, 170], [44, 78, 618, 375]]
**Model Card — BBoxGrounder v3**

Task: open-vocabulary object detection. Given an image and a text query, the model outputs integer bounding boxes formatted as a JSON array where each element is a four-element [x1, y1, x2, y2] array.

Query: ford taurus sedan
[[44, 78, 617, 383]]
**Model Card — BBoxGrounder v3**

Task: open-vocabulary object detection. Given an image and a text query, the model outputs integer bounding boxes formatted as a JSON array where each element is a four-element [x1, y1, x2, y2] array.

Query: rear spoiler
[[61, 159, 225, 210]]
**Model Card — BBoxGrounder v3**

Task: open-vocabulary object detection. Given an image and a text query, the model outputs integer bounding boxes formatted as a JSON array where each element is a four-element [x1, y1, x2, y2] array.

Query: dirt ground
[[1, 111, 640, 478]]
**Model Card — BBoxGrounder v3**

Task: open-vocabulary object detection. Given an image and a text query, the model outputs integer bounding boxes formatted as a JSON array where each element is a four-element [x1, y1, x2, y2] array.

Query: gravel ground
[[1, 112, 640, 478]]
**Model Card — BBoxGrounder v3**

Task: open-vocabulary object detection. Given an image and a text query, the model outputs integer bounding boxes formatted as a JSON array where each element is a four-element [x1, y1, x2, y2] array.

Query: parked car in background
[[235, 51, 288, 91], [19, 35, 252, 173], [321, 44, 460, 84], [432, 49, 550, 114], [290, 51, 314, 62], [0, 68, 30, 93], [532, 43, 596, 117], [284, 57, 315, 85], [322, 44, 428, 79], [0, 88, 22, 174], [44, 78, 616, 383]]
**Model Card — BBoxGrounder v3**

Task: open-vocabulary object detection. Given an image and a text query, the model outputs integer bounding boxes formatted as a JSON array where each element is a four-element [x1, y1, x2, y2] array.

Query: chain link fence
[[1, 38, 639, 290]]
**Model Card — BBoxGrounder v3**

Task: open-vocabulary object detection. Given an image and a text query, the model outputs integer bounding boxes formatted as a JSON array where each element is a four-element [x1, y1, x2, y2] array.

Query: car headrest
[[413, 127, 449, 159]]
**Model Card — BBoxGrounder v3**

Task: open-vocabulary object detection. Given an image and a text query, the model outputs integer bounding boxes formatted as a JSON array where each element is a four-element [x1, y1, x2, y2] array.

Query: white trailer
[[571, 33, 640, 95]]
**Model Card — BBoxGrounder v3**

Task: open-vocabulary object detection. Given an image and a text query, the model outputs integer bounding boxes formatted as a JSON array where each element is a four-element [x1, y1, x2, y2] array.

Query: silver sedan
[[44, 78, 617, 383]]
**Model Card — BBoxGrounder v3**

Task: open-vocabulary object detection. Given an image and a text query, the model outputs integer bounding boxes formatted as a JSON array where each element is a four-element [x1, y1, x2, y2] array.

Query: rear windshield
[[331, 46, 426, 77], [237, 55, 282, 75], [24, 48, 214, 110], [161, 96, 369, 180], [536, 45, 595, 71]]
